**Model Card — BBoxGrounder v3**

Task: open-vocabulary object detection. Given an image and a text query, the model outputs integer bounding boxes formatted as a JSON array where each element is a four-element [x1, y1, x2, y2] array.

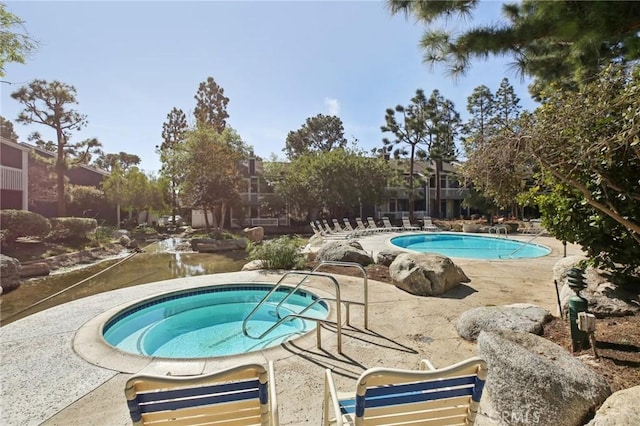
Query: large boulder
[[389, 252, 469, 296], [477, 330, 611, 426], [456, 303, 552, 341], [316, 240, 373, 266], [586, 385, 640, 426], [376, 248, 404, 266], [0, 254, 22, 293], [243, 226, 264, 242], [554, 256, 640, 317], [241, 260, 264, 271]]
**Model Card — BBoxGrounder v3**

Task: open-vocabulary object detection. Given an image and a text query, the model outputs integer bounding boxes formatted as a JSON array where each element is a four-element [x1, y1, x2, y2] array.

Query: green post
[[566, 268, 589, 351]]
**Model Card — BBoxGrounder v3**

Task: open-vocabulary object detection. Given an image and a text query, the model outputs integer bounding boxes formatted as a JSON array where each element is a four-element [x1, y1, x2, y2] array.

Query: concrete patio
[[0, 233, 583, 425]]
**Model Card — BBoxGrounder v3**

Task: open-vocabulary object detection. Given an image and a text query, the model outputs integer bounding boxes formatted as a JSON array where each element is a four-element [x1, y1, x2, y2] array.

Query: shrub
[[0, 210, 51, 244], [247, 235, 304, 270], [47, 217, 98, 242]]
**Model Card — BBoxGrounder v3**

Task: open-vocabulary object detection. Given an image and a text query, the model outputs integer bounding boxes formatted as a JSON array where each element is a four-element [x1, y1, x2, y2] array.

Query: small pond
[[1, 238, 248, 325]]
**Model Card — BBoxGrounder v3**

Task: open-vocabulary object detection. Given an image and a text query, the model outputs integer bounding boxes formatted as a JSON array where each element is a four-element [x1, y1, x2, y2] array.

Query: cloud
[[324, 97, 340, 116]]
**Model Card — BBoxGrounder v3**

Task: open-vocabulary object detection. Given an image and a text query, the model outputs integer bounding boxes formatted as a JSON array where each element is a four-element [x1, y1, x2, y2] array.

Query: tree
[[158, 107, 188, 223], [382, 89, 460, 219], [102, 166, 156, 226], [462, 85, 493, 154], [267, 147, 393, 220], [0, 4, 37, 77], [283, 114, 348, 160], [11, 80, 102, 217], [178, 127, 245, 233], [93, 152, 141, 172], [521, 65, 640, 271], [460, 79, 527, 213], [381, 89, 431, 220], [194, 77, 229, 132], [0, 115, 18, 142], [388, 0, 640, 97]]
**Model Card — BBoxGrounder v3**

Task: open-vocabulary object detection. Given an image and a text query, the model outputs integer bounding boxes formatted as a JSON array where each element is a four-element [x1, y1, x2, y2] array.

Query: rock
[[389, 252, 469, 296], [191, 238, 248, 252], [376, 249, 404, 266], [0, 254, 22, 293], [456, 303, 552, 341], [554, 256, 640, 317], [112, 229, 130, 239], [119, 234, 132, 247], [585, 385, 640, 426], [316, 241, 373, 266], [477, 330, 611, 426], [243, 226, 265, 242], [19, 262, 50, 278], [241, 260, 264, 271]]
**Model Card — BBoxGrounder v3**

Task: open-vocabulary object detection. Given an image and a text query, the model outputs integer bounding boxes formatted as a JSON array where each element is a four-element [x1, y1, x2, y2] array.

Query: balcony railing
[[1, 166, 24, 191]]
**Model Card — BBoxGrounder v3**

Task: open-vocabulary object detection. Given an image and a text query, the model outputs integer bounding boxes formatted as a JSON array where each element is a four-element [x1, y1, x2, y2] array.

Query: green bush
[[0, 210, 51, 244], [247, 235, 304, 270], [47, 217, 98, 242]]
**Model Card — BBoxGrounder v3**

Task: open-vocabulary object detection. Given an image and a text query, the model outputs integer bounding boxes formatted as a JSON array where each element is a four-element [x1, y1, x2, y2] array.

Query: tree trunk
[[219, 202, 227, 231], [56, 129, 67, 217], [435, 159, 442, 219], [203, 206, 211, 234], [408, 144, 416, 222]]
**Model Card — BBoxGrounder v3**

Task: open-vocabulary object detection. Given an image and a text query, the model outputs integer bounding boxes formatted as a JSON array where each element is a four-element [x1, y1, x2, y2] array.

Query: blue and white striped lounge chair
[[402, 217, 421, 231], [324, 357, 487, 426], [125, 361, 280, 426]]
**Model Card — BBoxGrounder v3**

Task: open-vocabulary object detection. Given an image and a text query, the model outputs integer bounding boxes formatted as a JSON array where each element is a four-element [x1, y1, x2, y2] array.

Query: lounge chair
[[324, 357, 487, 426], [422, 216, 439, 232], [382, 217, 402, 232], [366, 217, 384, 233], [401, 217, 421, 231], [125, 361, 280, 426], [342, 218, 355, 232], [332, 218, 346, 233], [354, 217, 371, 235]]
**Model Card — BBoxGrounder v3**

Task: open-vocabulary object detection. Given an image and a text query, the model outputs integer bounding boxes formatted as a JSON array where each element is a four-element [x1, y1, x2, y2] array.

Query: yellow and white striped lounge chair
[[125, 361, 280, 425], [324, 357, 487, 426]]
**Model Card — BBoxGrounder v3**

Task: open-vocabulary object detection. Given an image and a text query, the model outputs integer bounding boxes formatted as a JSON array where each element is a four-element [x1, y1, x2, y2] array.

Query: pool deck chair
[[402, 217, 421, 231], [324, 357, 487, 426], [125, 361, 280, 426], [423, 216, 439, 232], [342, 218, 355, 232], [382, 217, 402, 232], [366, 217, 384, 233]]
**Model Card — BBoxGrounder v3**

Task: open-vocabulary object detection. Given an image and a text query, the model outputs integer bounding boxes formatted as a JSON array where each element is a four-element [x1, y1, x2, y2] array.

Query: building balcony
[[1, 165, 25, 191]]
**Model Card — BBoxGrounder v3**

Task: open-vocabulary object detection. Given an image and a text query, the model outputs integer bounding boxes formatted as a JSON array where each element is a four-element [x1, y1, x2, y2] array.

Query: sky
[[2, 1, 538, 174]]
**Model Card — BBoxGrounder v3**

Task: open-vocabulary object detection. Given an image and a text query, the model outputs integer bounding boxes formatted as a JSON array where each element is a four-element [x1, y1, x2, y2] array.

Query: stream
[[0, 238, 248, 325]]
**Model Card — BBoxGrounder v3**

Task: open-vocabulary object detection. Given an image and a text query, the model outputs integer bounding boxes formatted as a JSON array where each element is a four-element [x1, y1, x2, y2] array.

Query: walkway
[[0, 234, 582, 425]]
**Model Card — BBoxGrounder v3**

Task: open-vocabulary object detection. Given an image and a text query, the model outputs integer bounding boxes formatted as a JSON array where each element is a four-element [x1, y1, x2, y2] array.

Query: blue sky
[[2, 1, 537, 173]]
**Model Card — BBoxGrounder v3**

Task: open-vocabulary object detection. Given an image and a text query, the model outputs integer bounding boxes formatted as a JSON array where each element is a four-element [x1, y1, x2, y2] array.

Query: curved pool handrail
[[502, 229, 546, 259], [242, 271, 343, 353], [311, 261, 369, 329]]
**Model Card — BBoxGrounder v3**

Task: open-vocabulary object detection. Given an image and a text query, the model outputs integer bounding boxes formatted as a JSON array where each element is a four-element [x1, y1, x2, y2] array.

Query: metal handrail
[[502, 229, 546, 258], [242, 271, 343, 353], [311, 261, 369, 329]]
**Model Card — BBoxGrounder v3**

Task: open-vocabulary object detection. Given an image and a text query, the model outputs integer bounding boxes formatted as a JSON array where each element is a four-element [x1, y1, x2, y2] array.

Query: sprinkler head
[[566, 267, 587, 296]]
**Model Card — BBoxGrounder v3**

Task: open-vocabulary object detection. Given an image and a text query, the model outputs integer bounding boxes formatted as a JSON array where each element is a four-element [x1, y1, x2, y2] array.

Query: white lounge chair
[[382, 217, 402, 232], [422, 216, 439, 232], [401, 217, 421, 231]]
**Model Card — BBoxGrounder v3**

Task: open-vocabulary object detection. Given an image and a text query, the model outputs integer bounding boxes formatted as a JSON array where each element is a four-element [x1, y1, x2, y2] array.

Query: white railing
[[428, 187, 469, 199], [377, 211, 429, 220], [0, 166, 24, 191], [250, 217, 279, 227]]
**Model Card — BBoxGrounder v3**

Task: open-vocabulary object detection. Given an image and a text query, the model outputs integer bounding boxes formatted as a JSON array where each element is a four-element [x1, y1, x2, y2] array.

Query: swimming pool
[[102, 284, 329, 358], [390, 233, 550, 260]]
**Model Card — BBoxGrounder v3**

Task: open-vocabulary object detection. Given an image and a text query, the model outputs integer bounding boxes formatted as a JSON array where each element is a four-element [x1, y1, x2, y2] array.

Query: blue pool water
[[390, 233, 550, 260], [102, 284, 329, 358]]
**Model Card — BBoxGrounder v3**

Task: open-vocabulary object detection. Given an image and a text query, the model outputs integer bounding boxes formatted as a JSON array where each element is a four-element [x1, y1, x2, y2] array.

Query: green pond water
[[0, 238, 248, 325]]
